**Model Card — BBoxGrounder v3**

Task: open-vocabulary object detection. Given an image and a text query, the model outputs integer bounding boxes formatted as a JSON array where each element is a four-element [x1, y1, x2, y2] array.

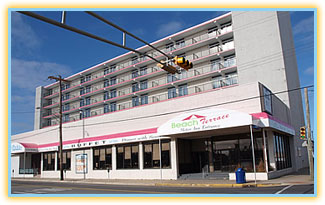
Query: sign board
[[158, 108, 253, 136], [259, 83, 273, 115], [75, 154, 88, 174]]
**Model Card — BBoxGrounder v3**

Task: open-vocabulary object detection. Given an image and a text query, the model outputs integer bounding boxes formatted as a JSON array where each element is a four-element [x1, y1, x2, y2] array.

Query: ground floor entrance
[[177, 131, 268, 176]]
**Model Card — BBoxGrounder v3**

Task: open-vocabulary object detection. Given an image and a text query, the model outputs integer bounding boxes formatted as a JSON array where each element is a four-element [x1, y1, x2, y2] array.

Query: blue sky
[[10, 10, 315, 135]]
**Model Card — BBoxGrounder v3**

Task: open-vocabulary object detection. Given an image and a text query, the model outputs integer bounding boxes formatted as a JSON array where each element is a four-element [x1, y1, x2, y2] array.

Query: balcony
[[43, 25, 233, 100], [45, 75, 238, 126], [42, 61, 238, 119]]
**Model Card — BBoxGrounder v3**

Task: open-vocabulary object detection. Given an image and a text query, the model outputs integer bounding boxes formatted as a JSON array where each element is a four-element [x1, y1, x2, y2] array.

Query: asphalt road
[[11, 180, 314, 195]]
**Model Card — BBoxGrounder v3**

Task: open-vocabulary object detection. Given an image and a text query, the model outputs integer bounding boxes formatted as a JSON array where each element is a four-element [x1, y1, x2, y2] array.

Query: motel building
[[11, 11, 309, 181]]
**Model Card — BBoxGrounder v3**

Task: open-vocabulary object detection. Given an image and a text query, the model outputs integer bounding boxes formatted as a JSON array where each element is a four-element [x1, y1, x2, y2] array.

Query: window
[[116, 144, 139, 169], [104, 91, 109, 100], [167, 73, 177, 83], [143, 140, 171, 169], [104, 79, 109, 87], [132, 70, 139, 79], [57, 151, 71, 170], [85, 97, 91, 105], [140, 94, 148, 105], [208, 26, 219, 37], [212, 76, 223, 89], [62, 103, 70, 111], [93, 146, 112, 170], [104, 64, 116, 75], [48, 99, 52, 106], [80, 99, 85, 107], [110, 89, 117, 98], [178, 69, 187, 80], [132, 83, 139, 92], [176, 38, 185, 49], [132, 96, 139, 107], [168, 87, 177, 99], [110, 76, 117, 85], [84, 109, 90, 118], [211, 59, 221, 71], [43, 152, 55, 171], [104, 104, 109, 113], [274, 133, 292, 170], [80, 76, 85, 84], [64, 92, 70, 101], [110, 102, 117, 112], [85, 74, 91, 82], [224, 55, 236, 68], [132, 56, 139, 65], [178, 84, 188, 96], [85, 85, 91, 93], [140, 66, 147, 76], [61, 83, 70, 91], [224, 72, 238, 86], [165, 42, 175, 52], [140, 80, 148, 90], [48, 89, 53, 96], [80, 88, 85, 95]]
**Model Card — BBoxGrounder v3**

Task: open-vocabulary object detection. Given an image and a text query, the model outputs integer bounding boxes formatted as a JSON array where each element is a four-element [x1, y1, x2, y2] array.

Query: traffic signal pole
[[304, 87, 314, 180]]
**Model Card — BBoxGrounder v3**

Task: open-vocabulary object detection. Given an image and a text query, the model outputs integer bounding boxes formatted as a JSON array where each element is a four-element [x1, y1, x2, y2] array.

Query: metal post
[[122, 32, 126, 46], [58, 78, 64, 181], [159, 138, 162, 180], [61, 11, 66, 24], [250, 125, 257, 184], [23, 151, 26, 178], [304, 87, 314, 180], [262, 129, 269, 172], [81, 110, 86, 180]]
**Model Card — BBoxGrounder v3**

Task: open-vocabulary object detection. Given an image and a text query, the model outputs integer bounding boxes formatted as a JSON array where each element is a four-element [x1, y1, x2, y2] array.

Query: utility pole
[[304, 87, 314, 180], [48, 75, 70, 181]]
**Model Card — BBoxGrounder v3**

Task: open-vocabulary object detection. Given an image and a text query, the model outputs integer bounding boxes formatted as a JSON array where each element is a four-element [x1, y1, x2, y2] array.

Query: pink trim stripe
[[251, 112, 294, 129], [38, 127, 158, 148]]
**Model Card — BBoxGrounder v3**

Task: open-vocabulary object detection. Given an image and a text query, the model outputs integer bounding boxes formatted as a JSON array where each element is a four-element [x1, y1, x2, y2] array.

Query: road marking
[[275, 185, 293, 194]]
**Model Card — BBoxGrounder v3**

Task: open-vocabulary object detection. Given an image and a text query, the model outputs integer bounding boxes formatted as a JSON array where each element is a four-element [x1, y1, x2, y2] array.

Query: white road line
[[275, 185, 294, 194]]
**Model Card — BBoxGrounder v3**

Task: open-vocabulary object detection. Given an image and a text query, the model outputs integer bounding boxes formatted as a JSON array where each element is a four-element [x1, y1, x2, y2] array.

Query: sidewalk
[[11, 173, 314, 188]]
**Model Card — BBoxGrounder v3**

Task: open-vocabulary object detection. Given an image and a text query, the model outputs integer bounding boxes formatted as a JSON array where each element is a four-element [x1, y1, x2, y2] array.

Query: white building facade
[[11, 11, 308, 181]]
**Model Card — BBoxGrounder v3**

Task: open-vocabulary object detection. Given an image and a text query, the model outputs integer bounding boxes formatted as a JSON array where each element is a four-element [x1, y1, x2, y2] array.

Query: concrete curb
[[12, 178, 312, 188], [154, 183, 283, 188]]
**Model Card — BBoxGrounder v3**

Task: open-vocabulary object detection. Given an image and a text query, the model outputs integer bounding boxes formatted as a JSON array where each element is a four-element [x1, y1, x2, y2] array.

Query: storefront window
[[117, 144, 139, 169], [273, 132, 291, 170], [57, 150, 71, 171], [43, 152, 55, 171], [143, 140, 171, 169], [212, 132, 266, 172], [93, 146, 112, 170]]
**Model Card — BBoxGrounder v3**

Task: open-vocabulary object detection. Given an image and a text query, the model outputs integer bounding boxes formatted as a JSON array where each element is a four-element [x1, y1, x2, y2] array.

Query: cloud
[[156, 21, 184, 38], [11, 58, 73, 92], [11, 12, 41, 52], [293, 15, 314, 35], [304, 66, 314, 75]]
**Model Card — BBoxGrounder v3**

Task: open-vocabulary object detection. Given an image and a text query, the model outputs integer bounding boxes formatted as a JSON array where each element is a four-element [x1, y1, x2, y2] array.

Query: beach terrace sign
[[158, 108, 253, 136]]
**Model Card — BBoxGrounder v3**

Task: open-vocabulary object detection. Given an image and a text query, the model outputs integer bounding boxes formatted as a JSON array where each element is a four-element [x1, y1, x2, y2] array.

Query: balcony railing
[[42, 75, 238, 126], [42, 57, 237, 118], [43, 25, 233, 99]]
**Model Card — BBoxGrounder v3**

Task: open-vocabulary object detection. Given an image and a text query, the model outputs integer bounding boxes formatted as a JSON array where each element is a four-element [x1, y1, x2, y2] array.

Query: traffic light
[[157, 61, 177, 74], [300, 126, 306, 140], [174, 56, 193, 70]]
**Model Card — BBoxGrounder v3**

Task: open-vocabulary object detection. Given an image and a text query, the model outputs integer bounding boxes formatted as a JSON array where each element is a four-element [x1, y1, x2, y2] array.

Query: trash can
[[235, 168, 246, 184]]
